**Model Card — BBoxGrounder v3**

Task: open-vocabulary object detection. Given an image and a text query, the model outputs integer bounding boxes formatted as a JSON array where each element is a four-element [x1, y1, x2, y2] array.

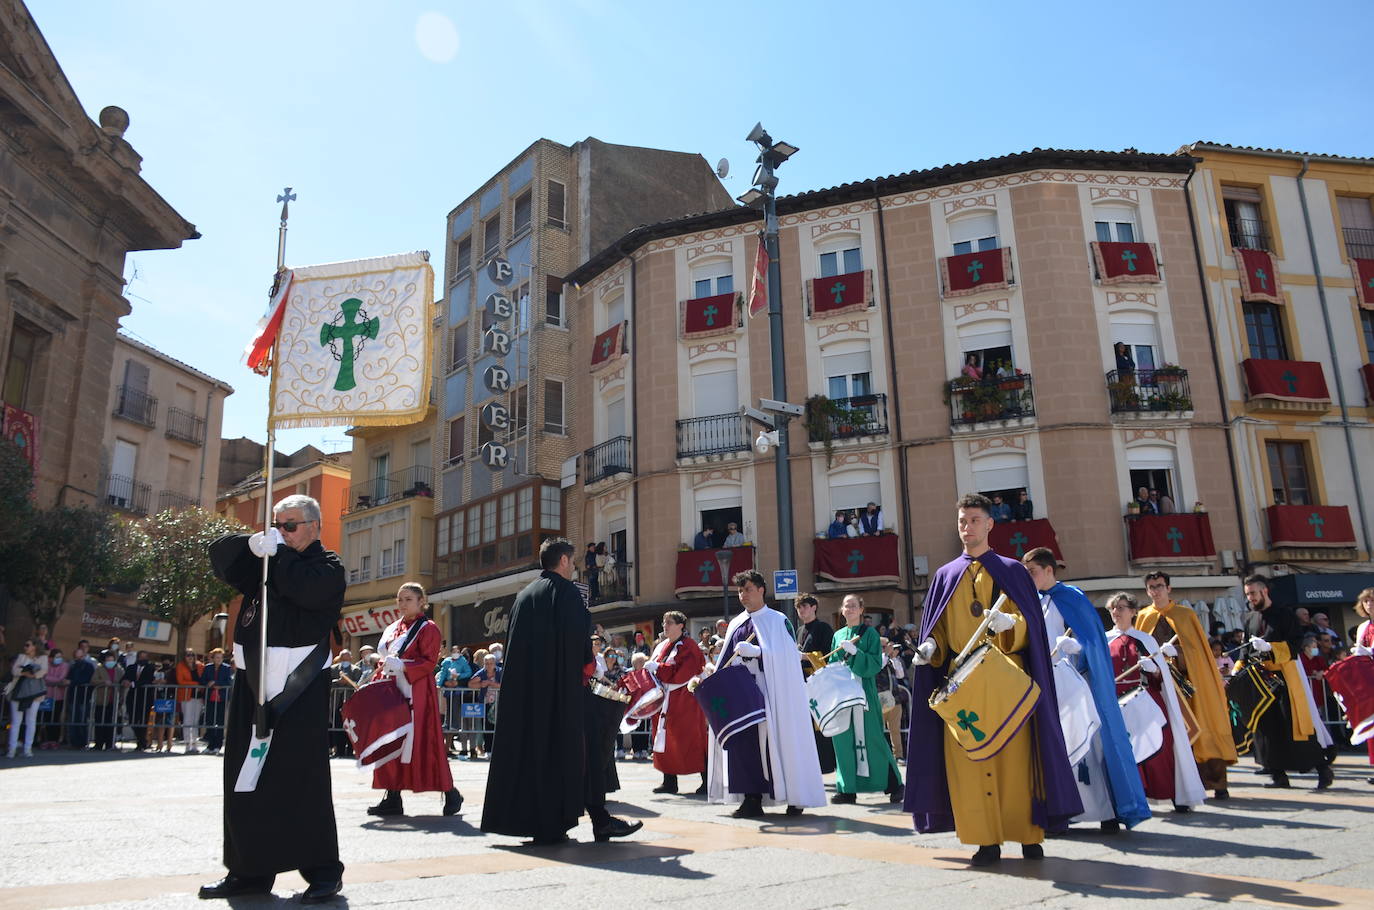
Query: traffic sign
[[773, 569, 799, 599]]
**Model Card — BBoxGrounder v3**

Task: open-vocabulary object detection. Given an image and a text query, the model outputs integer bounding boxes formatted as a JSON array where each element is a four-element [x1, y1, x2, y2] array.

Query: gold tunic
[[929, 559, 1042, 847]]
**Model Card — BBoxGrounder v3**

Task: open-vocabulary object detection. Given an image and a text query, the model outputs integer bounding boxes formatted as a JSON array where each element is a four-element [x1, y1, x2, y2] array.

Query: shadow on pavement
[[493, 842, 710, 879], [360, 816, 483, 836], [1068, 826, 1315, 861], [997, 858, 1342, 907], [1162, 811, 1342, 832]]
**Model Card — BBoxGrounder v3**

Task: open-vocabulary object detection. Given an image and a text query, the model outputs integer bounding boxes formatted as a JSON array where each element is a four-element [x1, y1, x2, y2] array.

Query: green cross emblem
[[830, 281, 847, 304], [1367, 276, 1374, 291], [250, 740, 269, 764], [1008, 532, 1029, 557], [809, 697, 818, 716], [1281, 370, 1298, 395], [319, 297, 379, 392], [710, 696, 728, 722], [698, 560, 715, 584], [600, 334, 615, 359], [956, 709, 985, 742], [1229, 699, 1241, 727], [1308, 512, 1325, 538], [702, 303, 719, 326], [1121, 248, 1138, 272], [967, 259, 984, 282], [1254, 267, 1269, 290], [1166, 526, 1184, 554], [847, 549, 864, 575]]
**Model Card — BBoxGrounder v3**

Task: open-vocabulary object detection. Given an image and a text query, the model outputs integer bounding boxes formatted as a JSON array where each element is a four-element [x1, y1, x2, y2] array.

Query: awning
[[1265, 573, 1374, 607]]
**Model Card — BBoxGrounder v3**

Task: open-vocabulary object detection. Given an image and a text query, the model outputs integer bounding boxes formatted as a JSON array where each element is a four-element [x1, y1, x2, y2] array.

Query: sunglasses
[[270, 519, 316, 532]]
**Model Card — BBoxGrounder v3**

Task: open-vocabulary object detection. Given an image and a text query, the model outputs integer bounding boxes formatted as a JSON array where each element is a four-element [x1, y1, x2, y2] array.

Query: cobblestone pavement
[[2, 747, 1372, 909]]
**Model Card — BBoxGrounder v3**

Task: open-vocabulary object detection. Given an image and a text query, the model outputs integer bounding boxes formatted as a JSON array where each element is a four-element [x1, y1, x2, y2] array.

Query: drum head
[[620, 688, 664, 732]]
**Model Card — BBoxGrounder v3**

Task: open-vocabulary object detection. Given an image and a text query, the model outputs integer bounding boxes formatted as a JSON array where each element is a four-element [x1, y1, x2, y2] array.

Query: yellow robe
[[1135, 601, 1238, 765], [929, 560, 1042, 847], [1262, 642, 1317, 741]]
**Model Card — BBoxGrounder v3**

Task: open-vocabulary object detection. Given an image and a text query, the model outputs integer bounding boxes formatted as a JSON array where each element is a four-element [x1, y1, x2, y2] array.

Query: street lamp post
[[715, 548, 734, 624], [741, 123, 799, 627]]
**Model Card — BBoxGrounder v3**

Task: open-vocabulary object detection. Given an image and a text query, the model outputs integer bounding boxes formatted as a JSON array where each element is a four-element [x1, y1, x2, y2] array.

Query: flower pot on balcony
[[998, 379, 1025, 391], [1127, 501, 1140, 515]]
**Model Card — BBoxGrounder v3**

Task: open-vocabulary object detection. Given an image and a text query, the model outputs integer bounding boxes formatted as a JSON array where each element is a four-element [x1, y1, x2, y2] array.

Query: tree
[[131, 507, 246, 656], [0, 437, 36, 570], [6, 506, 122, 627]]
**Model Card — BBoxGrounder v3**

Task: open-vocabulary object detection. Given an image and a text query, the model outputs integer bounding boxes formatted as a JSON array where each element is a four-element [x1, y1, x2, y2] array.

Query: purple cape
[[902, 549, 1083, 834]]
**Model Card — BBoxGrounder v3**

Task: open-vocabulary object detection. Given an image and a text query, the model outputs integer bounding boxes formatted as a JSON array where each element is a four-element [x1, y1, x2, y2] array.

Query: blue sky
[[30, 0, 1374, 455]]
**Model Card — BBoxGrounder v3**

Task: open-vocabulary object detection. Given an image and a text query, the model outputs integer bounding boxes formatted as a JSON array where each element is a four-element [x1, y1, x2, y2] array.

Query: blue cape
[[903, 550, 1083, 834], [1046, 581, 1151, 828]]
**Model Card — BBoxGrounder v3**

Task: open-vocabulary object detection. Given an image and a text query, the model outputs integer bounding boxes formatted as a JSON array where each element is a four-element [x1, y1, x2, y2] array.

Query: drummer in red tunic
[[645, 611, 709, 796], [366, 583, 464, 818]]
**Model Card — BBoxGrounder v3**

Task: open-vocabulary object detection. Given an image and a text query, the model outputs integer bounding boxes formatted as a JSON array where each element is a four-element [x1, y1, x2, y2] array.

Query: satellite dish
[[716, 158, 730, 179]]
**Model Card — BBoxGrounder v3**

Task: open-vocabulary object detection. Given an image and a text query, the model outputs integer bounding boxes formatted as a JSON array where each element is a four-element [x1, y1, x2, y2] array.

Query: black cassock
[[481, 570, 593, 840], [798, 618, 836, 774], [1252, 601, 1327, 774], [209, 534, 345, 882]]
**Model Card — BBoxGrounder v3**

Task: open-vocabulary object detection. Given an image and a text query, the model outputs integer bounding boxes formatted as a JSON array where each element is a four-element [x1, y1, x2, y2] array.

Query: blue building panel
[[480, 182, 503, 216], [449, 279, 470, 324], [508, 156, 534, 194], [450, 207, 472, 239], [444, 371, 468, 420]]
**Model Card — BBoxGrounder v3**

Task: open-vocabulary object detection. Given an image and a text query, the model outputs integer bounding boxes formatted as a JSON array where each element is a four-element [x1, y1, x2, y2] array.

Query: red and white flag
[[244, 270, 294, 375], [747, 232, 769, 318]]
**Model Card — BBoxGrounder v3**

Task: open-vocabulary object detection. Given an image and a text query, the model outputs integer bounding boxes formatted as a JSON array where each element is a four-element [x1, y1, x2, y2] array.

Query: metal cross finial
[[277, 187, 297, 224]]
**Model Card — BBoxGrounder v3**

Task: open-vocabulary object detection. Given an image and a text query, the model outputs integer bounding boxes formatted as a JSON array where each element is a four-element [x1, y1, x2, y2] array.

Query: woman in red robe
[[646, 610, 709, 795], [366, 583, 463, 817]]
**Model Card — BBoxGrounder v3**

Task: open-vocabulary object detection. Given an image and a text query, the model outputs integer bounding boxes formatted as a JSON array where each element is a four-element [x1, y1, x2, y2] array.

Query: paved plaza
[[1, 749, 1371, 910]]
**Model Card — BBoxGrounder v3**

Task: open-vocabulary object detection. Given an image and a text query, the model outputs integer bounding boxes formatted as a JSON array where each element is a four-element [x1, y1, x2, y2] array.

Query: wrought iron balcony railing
[[113, 385, 157, 427], [1228, 217, 1272, 251], [1106, 368, 1193, 413], [165, 407, 206, 445], [106, 474, 151, 514], [157, 489, 199, 512], [807, 393, 889, 442], [345, 465, 434, 514], [1343, 226, 1374, 261], [589, 561, 633, 605], [947, 375, 1036, 426], [584, 436, 632, 483], [676, 414, 750, 458]]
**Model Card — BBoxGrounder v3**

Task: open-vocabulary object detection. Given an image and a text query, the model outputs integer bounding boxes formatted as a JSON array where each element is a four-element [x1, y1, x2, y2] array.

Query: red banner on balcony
[[1092, 241, 1161, 285], [1242, 359, 1331, 405], [590, 321, 626, 372], [1235, 248, 1283, 304], [988, 518, 1062, 562], [674, 546, 755, 596], [814, 535, 900, 585], [941, 248, 1012, 298], [1351, 258, 1374, 309], [2, 403, 37, 470], [680, 292, 739, 340], [1266, 504, 1356, 548], [1361, 363, 1374, 403], [1126, 513, 1216, 560], [808, 269, 872, 318]]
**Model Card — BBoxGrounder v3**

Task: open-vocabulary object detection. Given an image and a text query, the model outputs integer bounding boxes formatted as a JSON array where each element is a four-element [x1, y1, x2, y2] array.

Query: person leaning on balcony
[[584, 542, 601, 602], [692, 527, 715, 550], [723, 523, 745, 547], [1150, 489, 1175, 515], [846, 513, 862, 538], [1013, 489, 1034, 522], [827, 511, 849, 539], [988, 494, 1013, 523], [859, 502, 883, 536], [1114, 342, 1135, 377], [1136, 486, 1157, 515], [961, 353, 982, 381]]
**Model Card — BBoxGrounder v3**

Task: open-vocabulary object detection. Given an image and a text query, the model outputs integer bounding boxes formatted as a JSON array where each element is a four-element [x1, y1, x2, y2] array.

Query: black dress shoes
[[888, 784, 905, 804], [653, 774, 679, 794], [198, 874, 272, 899], [1264, 773, 1291, 789], [443, 788, 464, 816], [300, 879, 343, 904], [731, 796, 765, 818], [367, 790, 404, 816], [970, 845, 1001, 866], [1212, 789, 1230, 800], [831, 792, 857, 804], [592, 816, 644, 842], [784, 805, 804, 817], [1022, 843, 1044, 860], [1316, 765, 1334, 790]]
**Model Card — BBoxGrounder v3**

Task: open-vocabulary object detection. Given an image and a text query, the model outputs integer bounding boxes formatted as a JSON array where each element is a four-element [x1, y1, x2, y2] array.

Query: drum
[[618, 668, 664, 733], [339, 679, 413, 769], [800, 651, 828, 679], [1117, 685, 1166, 762], [1226, 659, 1281, 754], [1052, 658, 1100, 766], [692, 662, 766, 746], [929, 643, 1040, 760], [1325, 655, 1374, 745], [590, 680, 630, 704], [805, 662, 868, 737]]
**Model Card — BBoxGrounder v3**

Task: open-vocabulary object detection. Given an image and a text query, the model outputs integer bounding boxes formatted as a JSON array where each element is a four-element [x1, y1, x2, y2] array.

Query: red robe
[[370, 617, 453, 793], [1110, 632, 1175, 800], [649, 635, 709, 775]]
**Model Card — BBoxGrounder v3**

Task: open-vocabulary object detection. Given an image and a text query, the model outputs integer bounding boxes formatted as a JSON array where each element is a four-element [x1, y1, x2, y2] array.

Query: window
[[692, 261, 735, 298], [1362, 310, 1374, 360], [512, 190, 532, 237], [819, 246, 862, 278], [958, 320, 1015, 377], [466, 505, 481, 547], [482, 501, 497, 543], [605, 294, 625, 328], [359, 554, 372, 583], [544, 379, 565, 433], [513, 282, 529, 334], [450, 322, 468, 371], [511, 385, 528, 438], [517, 486, 534, 531], [972, 452, 1029, 502], [1266, 441, 1312, 506], [540, 484, 562, 528], [547, 180, 566, 228], [437, 514, 450, 556], [446, 416, 464, 466], [483, 215, 501, 258], [823, 343, 872, 401], [950, 212, 999, 255], [3, 321, 40, 408], [829, 468, 882, 514], [545, 277, 564, 327], [1109, 315, 1160, 374], [1244, 302, 1289, 360], [393, 539, 406, 575], [1338, 196, 1374, 259], [500, 492, 516, 536], [691, 362, 738, 417], [371, 453, 390, 500], [1223, 186, 1267, 249], [1094, 204, 1137, 243], [454, 234, 472, 279]]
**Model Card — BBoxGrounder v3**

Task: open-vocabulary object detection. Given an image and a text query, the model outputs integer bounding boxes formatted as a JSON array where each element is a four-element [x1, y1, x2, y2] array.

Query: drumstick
[[724, 632, 758, 668], [1114, 635, 1179, 683], [952, 593, 1011, 669]]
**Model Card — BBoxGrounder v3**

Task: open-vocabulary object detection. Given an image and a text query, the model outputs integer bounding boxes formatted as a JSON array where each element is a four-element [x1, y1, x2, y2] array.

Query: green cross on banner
[[847, 549, 865, 575], [698, 561, 715, 584], [702, 303, 719, 326], [1254, 267, 1269, 290], [1121, 248, 1138, 272], [956, 709, 985, 742], [1308, 512, 1325, 538], [1367, 276, 1374, 290], [710, 696, 728, 722], [830, 281, 847, 304], [1166, 526, 1184, 554], [318, 297, 379, 392], [968, 259, 984, 282], [600, 334, 615, 359], [1008, 532, 1029, 557], [1281, 370, 1298, 395]]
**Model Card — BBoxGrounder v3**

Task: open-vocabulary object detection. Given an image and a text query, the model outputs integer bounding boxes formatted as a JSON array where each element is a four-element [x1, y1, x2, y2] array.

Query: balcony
[[1361, 363, 1374, 404], [584, 436, 631, 485], [1266, 504, 1356, 559], [344, 465, 434, 515], [989, 519, 1062, 562], [674, 546, 755, 598], [113, 385, 157, 427], [156, 489, 199, 512], [806, 393, 889, 443], [1344, 226, 1374, 261], [1106, 368, 1194, 418], [588, 561, 633, 606], [1241, 359, 1331, 414], [676, 414, 750, 460], [1125, 513, 1216, 563], [106, 474, 151, 514], [946, 375, 1036, 430], [813, 535, 899, 587], [165, 407, 206, 445], [1228, 217, 1271, 251]]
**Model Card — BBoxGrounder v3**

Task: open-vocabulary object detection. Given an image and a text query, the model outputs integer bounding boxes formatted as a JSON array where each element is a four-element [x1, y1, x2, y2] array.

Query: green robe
[[829, 625, 902, 794]]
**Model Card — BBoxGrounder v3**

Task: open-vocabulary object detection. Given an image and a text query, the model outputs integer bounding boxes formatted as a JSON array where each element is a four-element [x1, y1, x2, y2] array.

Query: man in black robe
[[480, 538, 642, 845], [200, 494, 346, 903], [795, 594, 836, 774]]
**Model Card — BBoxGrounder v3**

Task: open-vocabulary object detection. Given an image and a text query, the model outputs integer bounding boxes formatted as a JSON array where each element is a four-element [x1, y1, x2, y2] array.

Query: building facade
[[564, 149, 1253, 635], [428, 137, 732, 648]]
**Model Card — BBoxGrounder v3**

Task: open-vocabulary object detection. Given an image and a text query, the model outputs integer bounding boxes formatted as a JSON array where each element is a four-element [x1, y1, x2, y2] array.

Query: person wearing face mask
[[91, 651, 121, 751], [828, 594, 904, 805], [66, 646, 96, 750], [150, 659, 176, 753], [201, 649, 234, 755], [42, 648, 70, 748], [6, 639, 48, 757], [176, 649, 205, 754]]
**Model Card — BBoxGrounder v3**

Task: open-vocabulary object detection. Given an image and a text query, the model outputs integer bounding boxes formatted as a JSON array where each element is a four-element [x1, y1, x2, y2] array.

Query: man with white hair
[[203, 494, 347, 903]]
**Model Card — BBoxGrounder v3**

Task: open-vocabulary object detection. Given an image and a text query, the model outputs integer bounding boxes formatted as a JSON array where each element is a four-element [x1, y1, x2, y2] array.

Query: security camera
[[754, 429, 779, 454]]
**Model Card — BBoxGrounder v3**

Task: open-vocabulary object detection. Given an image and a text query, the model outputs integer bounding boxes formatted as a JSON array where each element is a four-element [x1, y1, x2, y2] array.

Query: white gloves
[[734, 641, 761, 659], [248, 528, 285, 557], [912, 638, 937, 666], [1354, 644, 1373, 658], [840, 639, 858, 656], [1138, 656, 1160, 675], [1160, 642, 1178, 658], [643, 660, 660, 674], [1249, 636, 1273, 654], [383, 655, 405, 675], [986, 611, 1018, 634], [1054, 635, 1081, 656]]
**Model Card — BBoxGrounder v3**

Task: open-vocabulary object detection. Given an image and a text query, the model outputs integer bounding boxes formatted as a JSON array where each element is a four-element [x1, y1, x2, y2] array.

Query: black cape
[[209, 534, 345, 877], [480, 570, 591, 839], [1251, 602, 1325, 773], [797, 618, 836, 774]]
